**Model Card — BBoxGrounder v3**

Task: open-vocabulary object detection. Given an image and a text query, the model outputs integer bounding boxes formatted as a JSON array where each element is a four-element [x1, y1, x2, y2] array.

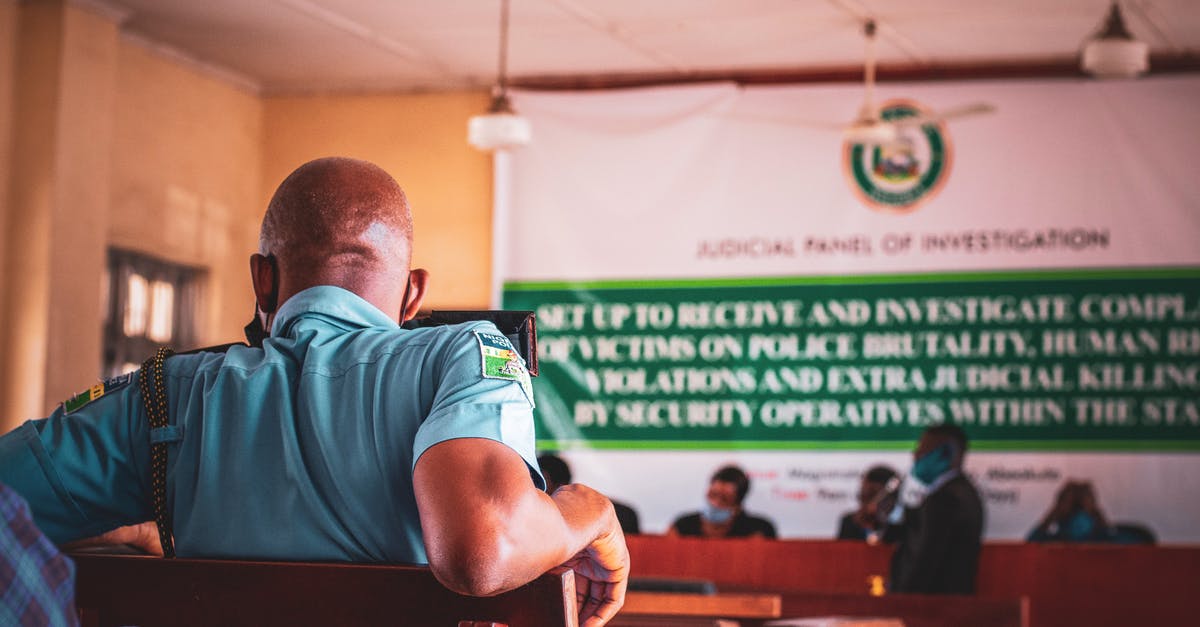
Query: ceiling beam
[[509, 53, 1200, 91]]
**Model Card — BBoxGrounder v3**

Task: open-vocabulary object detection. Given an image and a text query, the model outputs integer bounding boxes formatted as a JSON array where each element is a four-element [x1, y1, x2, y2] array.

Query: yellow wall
[[0, 1, 119, 428], [109, 39, 263, 345], [262, 92, 494, 310], [0, 2, 492, 430], [0, 0, 16, 310], [43, 3, 119, 415]]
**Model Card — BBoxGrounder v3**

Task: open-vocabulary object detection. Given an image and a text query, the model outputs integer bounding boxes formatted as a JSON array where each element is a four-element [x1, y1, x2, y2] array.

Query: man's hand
[[414, 438, 629, 625], [62, 521, 164, 555], [552, 486, 629, 626]]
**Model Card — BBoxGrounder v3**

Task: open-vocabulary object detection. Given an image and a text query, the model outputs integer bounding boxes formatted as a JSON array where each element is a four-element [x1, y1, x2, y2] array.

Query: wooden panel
[[71, 553, 575, 627], [510, 55, 1200, 90], [765, 591, 1026, 627], [626, 536, 891, 595], [625, 536, 1200, 627], [976, 543, 1199, 627]]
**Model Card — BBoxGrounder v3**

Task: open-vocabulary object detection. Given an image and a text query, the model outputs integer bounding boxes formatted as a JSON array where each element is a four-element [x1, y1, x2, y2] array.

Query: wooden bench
[[72, 553, 577, 627]]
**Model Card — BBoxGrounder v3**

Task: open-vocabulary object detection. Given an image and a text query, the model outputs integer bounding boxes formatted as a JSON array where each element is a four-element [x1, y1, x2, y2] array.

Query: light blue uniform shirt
[[0, 286, 542, 563]]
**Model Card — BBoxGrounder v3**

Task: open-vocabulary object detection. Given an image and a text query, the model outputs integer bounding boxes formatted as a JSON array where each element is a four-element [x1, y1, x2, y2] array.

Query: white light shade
[[468, 113, 531, 151], [1082, 38, 1149, 79]]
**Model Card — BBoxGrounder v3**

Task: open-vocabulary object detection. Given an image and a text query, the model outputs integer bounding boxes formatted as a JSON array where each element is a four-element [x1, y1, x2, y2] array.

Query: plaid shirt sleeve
[[0, 483, 77, 626]]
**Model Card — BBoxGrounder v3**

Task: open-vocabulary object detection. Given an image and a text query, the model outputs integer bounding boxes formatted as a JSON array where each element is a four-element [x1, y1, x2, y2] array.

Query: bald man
[[0, 157, 628, 625]]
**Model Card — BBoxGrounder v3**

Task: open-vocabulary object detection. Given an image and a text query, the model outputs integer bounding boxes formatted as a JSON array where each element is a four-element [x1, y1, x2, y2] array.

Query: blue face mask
[[702, 503, 734, 524], [912, 443, 954, 485], [1066, 511, 1096, 540]]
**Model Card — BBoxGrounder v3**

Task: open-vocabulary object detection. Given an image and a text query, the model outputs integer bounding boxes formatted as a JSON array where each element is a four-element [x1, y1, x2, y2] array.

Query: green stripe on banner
[[505, 266, 1200, 292], [538, 439, 1200, 452], [512, 268, 1200, 452]]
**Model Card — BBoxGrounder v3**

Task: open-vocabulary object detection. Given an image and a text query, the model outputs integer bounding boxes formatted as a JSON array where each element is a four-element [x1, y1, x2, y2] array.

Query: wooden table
[[613, 591, 782, 627]]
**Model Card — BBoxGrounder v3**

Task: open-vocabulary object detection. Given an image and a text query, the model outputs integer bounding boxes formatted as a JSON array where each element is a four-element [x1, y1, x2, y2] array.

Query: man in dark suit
[[889, 424, 984, 595]]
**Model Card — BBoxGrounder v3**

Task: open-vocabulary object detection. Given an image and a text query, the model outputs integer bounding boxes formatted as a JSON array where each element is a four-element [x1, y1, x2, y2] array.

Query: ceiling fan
[[842, 19, 994, 146]]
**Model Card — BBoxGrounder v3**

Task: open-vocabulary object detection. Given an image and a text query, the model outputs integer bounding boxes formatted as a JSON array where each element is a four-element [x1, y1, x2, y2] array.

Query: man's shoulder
[[926, 475, 985, 518], [164, 344, 252, 376], [742, 512, 778, 535], [401, 318, 503, 345], [672, 512, 702, 529], [944, 474, 983, 500]]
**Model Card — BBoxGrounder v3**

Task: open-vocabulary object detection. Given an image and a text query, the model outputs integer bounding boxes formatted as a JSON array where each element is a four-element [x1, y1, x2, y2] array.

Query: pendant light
[[468, 0, 531, 151], [1081, 2, 1149, 79]]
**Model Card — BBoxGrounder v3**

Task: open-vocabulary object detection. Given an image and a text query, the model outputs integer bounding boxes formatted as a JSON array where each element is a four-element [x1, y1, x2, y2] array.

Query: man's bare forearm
[[414, 438, 627, 600]]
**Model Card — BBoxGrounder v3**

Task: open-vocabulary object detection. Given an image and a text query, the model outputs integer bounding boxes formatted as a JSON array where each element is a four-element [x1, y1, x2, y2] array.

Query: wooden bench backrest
[[72, 553, 576, 627]]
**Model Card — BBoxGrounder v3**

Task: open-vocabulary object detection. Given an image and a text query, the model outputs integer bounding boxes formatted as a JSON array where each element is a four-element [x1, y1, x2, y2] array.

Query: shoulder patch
[[62, 371, 135, 413], [474, 329, 535, 408]]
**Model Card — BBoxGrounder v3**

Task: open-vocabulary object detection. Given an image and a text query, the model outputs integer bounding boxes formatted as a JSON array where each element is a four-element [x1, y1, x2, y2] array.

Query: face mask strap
[[244, 303, 268, 348]]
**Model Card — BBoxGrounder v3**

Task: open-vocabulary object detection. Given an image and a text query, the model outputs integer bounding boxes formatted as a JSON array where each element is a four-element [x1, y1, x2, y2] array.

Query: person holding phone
[[836, 465, 899, 544], [887, 424, 984, 595]]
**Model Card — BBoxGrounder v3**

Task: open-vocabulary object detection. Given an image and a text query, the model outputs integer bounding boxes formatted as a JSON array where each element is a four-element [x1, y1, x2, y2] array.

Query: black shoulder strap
[[139, 346, 176, 558]]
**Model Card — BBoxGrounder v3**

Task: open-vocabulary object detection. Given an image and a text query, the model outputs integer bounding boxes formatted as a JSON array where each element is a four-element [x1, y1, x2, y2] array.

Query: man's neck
[[279, 273, 406, 324]]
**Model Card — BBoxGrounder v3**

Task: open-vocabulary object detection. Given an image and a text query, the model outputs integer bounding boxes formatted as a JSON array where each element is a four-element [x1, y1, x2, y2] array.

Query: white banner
[[501, 77, 1200, 542]]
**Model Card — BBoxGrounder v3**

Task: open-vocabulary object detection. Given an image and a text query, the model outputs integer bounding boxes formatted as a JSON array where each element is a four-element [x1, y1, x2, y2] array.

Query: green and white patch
[[474, 329, 535, 407], [62, 372, 134, 413]]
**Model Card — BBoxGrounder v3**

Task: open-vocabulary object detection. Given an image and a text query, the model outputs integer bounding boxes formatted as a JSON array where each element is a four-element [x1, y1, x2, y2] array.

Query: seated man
[[836, 465, 898, 543], [669, 465, 776, 539], [0, 157, 627, 625]]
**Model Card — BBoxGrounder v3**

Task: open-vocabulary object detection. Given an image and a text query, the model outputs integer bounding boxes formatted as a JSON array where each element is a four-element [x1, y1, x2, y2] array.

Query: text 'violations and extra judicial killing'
[[529, 293, 1200, 433]]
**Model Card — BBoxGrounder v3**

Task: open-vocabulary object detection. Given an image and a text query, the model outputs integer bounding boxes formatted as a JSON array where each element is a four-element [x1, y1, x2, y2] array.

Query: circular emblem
[[843, 99, 952, 213]]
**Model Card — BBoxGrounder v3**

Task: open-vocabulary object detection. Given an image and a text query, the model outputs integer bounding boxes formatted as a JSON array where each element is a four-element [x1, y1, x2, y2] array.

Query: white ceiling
[[97, 0, 1200, 94]]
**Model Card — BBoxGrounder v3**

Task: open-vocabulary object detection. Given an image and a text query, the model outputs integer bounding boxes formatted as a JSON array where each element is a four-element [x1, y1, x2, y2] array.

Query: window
[[104, 249, 203, 378]]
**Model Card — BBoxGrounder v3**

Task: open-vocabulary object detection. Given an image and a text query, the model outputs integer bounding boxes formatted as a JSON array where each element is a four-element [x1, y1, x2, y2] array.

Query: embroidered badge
[[475, 330, 535, 407], [62, 372, 134, 413]]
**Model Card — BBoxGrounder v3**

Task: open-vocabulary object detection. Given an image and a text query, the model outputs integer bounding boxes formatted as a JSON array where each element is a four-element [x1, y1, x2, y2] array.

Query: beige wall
[[0, 0, 17, 317], [262, 92, 494, 310], [0, 2, 265, 429], [109, 38, 263, 346], [0, 1, 117, 429], [43, 3, 119, 416], [0, 2, 492, 430]]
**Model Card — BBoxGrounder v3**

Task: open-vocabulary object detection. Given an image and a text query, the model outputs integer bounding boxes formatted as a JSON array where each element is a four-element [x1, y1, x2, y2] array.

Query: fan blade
[[843, 121, 900, 146], [722, 112, 845, 132], [894, 102, 995, 128]]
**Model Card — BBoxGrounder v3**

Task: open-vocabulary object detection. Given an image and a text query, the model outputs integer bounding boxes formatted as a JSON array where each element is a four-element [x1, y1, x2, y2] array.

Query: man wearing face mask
[[668, 465, 777, 539], [887, 424, 984, 595]]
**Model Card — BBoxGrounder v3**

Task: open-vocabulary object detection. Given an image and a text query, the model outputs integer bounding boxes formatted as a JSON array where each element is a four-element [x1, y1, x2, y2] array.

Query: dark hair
[[864, 465, 898, 485], [537, 453, 572, 487], [923, 423, 969, 452], [711, 465, 750, 504]]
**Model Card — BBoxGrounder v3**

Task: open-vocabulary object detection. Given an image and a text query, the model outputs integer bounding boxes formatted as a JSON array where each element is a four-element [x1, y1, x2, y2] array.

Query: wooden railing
[[624, 536, 1200, 627], [72, 553, 577, 627], [73, 539, 1194, 626]]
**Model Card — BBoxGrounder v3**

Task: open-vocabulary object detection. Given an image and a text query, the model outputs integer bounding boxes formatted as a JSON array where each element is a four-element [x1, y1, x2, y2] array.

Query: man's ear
[[249, 253, 279, 313], [400, 268, 430, 322]]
